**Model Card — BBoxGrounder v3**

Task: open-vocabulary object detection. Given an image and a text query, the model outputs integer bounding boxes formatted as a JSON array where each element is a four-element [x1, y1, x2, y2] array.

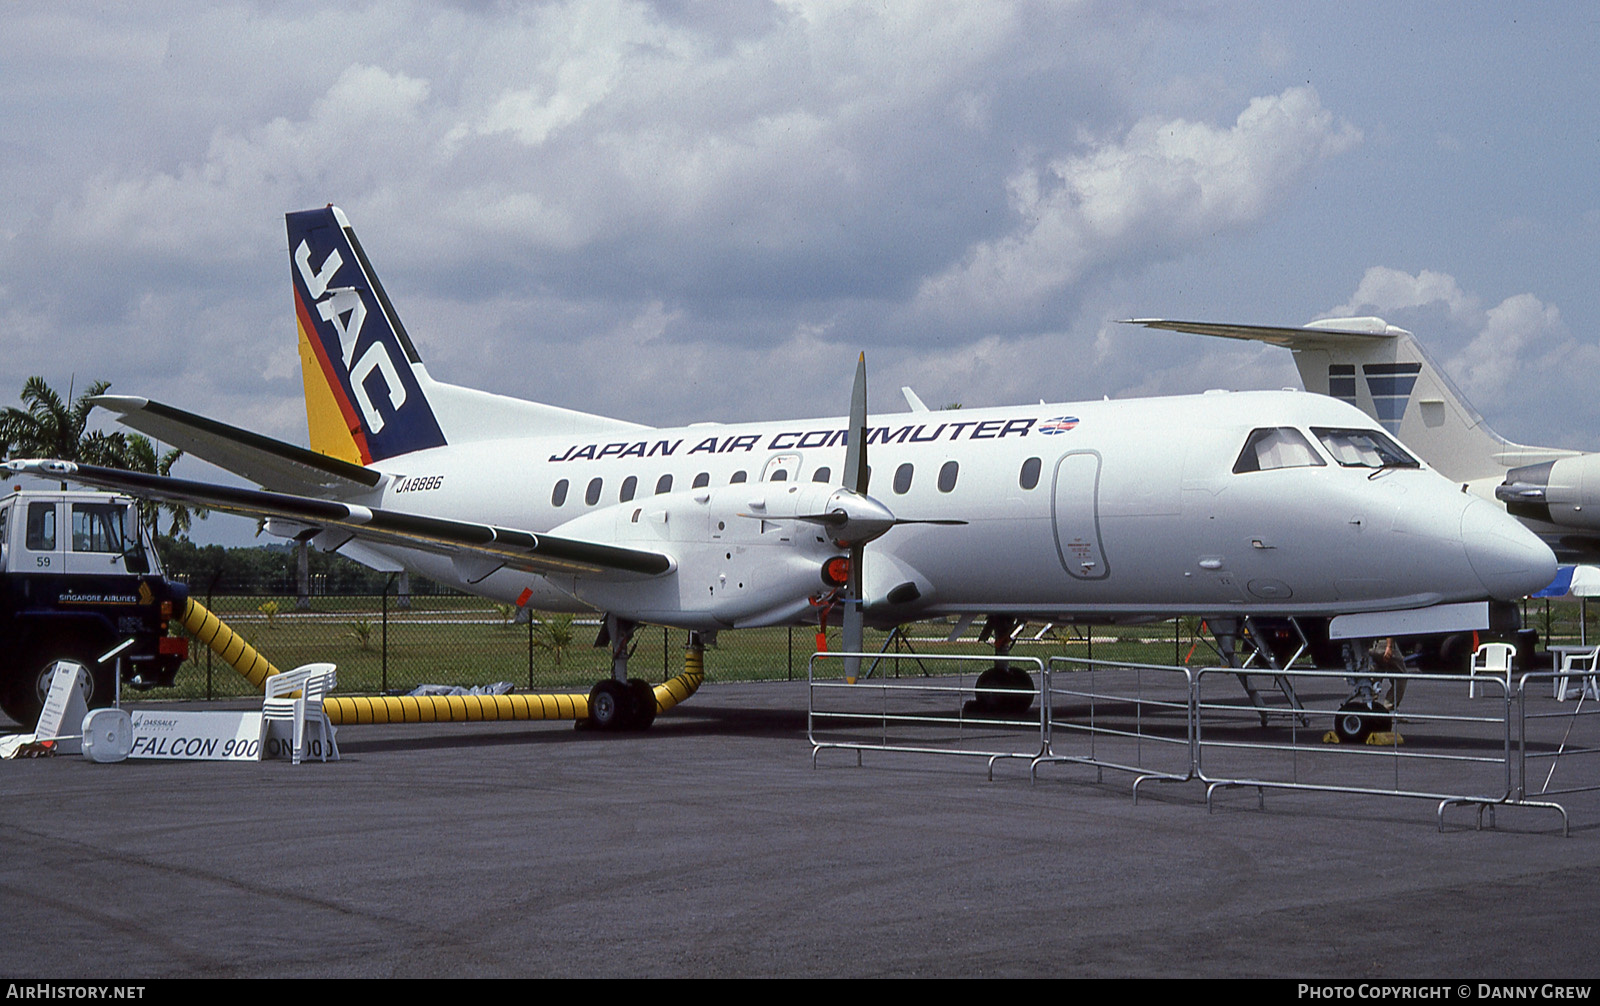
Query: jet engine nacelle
[[1498, 455, 1600, 532], [548, 483, 846, 629]]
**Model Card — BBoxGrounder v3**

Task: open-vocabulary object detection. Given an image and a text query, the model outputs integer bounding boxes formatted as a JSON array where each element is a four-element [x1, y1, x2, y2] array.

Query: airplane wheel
[[970, 664, 1035, 717], [627, 679, 657, 731], [587, 679, 631, 731], [1333, 699, 1389, 744]]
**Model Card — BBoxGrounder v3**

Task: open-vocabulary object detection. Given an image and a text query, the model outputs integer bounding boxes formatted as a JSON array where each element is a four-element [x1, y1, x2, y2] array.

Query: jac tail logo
[[295, 240, 407, 434]]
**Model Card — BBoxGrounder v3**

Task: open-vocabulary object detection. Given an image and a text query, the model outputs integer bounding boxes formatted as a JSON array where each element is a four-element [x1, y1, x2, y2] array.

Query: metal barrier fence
[[808, 652, 1600, 834], [1515, 672, 1600, 825], [1192, 667, 1527, 826], [808, 652, 1048, 776], [1036, 656, 1196, 787]]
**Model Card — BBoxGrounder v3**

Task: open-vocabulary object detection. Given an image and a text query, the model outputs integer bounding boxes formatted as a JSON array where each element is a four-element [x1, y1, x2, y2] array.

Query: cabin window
[[938, 461, 959, 493], [730, 471, 747, 484], [551, 480, 568, 507], [1311, 427, 1420, 470], [585, 477, 603, 505], [620, 476, 637, 503], [693, 472, 710, 489], [812, 467, 831, 483], [1019, 457, 1041, 490], [893, 463, 914, 494], [770, 469, 789, 482], [1233, 427, 1326, 474], [655, 474, 673, 494]]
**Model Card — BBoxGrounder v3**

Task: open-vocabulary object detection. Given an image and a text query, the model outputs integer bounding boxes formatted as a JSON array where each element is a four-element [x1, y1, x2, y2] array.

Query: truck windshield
[[72, 503, 129, 553]]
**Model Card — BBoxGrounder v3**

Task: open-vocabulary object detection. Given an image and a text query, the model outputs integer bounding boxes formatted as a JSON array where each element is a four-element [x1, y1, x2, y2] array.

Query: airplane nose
[[1460, 497, 1557, 599]]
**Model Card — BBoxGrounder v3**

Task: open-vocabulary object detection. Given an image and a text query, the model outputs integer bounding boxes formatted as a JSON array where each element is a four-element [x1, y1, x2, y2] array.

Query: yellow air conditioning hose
[[179, 597, 282, 690], [181, 598, 703, 725]]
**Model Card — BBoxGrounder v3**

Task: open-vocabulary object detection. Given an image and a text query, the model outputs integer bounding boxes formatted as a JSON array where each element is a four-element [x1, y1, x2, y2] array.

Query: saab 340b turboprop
[[6, 207, 1557, 730]]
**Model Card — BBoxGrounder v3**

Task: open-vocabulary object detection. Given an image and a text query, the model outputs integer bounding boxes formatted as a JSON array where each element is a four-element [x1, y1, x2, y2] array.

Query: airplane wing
[[1121, 317, 1401, 348], [3, 460, 673, 581], [91, 395, 381, 494]]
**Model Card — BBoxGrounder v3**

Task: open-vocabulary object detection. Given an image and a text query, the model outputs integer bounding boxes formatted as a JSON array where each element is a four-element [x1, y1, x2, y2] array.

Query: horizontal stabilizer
[[3, 460, 673, 581], [92, 395, 381, 494], [1121, 317, 1403, 348]]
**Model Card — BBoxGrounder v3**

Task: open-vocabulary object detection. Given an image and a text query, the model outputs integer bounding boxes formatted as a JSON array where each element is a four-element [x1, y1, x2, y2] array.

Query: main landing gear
[[967, 615, 1036, 717], [582, 615, 709, 732], [581, 615, 655, 732]]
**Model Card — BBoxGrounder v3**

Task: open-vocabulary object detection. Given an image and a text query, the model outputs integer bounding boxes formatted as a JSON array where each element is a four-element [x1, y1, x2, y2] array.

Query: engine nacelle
[[1498, 455, 1600, 532], [547, 483, 847, 629]]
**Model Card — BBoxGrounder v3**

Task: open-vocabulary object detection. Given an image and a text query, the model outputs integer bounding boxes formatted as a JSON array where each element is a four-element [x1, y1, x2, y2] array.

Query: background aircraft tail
[[287, 206, 643, 466], [1125, 316, 1576, 484]]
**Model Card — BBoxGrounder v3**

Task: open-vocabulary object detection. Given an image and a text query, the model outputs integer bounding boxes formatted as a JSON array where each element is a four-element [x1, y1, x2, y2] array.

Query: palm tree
[[0, 376, 197, 536], [0, 377, 110, 461]]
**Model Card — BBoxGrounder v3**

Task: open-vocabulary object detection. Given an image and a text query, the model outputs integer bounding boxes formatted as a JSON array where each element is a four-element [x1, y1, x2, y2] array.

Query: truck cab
[[0, 489, 189, 726]]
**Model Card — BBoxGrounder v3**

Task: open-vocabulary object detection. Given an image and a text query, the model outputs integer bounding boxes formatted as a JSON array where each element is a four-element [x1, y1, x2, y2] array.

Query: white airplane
[[6, 208, 1558, 730], [1124, 316, 1600, 564]]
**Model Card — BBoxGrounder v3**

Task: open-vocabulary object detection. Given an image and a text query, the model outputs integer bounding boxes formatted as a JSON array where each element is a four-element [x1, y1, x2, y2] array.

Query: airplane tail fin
[[1124, 316, 1570, 483], [287, 206, 645, 466], [289, 206, 448, 465]]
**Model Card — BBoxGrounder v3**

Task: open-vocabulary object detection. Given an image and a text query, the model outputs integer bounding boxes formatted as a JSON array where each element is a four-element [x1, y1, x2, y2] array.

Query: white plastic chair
[[1554, 646, 1600, 701], [1467, 643, 1515, 699], [261, 663, 339, 764]]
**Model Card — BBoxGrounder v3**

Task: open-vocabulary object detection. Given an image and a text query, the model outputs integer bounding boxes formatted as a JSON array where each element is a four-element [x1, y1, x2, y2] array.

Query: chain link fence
[[155, 588, 1600, 704], [159, 588, 1219, 701]]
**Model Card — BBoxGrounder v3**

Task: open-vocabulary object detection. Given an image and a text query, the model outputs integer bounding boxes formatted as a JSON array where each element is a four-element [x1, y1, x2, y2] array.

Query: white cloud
[[1447, 292, 1567, 403], [1322, 266, 1479, 324], [912, 86, 1361, 328]]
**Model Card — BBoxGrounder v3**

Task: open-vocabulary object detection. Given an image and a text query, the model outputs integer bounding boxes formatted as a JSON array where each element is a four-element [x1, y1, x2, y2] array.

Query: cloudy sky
[[2, 2, 1596, 544]]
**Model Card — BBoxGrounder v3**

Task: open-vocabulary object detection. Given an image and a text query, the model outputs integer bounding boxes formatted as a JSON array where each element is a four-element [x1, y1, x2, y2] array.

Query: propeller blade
[[843, 543, 864, 683], [842, 352, 868, 496]]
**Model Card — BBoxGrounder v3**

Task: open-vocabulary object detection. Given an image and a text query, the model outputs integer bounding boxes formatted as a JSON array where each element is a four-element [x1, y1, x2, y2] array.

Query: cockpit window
[[1311, 427, 1420, 469], [1233, 427, 1325, 474]]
